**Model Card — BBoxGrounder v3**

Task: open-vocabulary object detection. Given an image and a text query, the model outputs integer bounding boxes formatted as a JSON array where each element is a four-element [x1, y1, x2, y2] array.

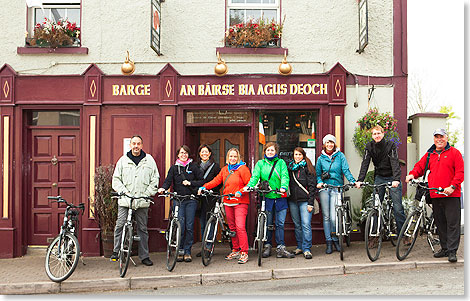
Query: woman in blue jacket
[[316, 134, 356, 254]]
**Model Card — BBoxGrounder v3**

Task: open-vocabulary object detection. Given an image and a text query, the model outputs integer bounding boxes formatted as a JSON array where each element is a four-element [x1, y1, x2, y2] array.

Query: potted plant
[[352, 108, 401, 157], [28, 18, 80, 48], [92, 164, 117, 257], [224, 17, 284, 48]]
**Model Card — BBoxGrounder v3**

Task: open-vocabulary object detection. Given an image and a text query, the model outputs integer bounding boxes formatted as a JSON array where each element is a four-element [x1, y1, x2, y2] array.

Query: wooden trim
[[164, 115, 171, 219], [2, 116, 9, 218], [334, 115, 341, 150], [216, 47, 288, 55], [17, 47, 89, 55], [88, 115, 96, 217]]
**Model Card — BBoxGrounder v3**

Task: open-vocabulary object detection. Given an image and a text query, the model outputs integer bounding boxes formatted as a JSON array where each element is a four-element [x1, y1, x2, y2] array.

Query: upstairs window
[[26, 0, 81, 47], [227, 0, 279, 26]]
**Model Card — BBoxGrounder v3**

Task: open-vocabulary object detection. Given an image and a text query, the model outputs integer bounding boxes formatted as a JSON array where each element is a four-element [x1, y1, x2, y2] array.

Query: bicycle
[[45, 196, 85, 282], [199, 189, 237, 266], [360, 182, 398, 262], [396, 179, 444, 260], [158, 190, 195, 272], [319, 183, 355, 261], [111, 192, 154, 278], [246, 185, 281, 267]]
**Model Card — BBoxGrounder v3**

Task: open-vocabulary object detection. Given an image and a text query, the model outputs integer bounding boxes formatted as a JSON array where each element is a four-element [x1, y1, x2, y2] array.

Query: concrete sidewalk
[[0, 235, 464, 295]]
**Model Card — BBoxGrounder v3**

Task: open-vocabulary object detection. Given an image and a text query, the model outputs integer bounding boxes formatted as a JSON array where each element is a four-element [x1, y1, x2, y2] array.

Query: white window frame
[[27, 0, 81, 38], [226, 0, 280, 27]]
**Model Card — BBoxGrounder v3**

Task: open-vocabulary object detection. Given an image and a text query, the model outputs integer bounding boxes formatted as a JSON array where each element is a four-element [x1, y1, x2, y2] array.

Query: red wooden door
[[29, 129, 81, 245]]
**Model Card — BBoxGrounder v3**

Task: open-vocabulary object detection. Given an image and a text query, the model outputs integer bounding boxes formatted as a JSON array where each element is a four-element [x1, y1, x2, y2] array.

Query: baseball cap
[[433, 128, 447, 136]]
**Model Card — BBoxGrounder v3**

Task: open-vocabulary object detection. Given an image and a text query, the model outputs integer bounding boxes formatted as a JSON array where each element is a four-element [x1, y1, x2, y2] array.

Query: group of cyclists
[[110, 125, 464, 267]]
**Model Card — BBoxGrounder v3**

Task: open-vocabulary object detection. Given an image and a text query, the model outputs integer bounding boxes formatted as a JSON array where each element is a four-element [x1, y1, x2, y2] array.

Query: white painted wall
[[1, 0, 394, 76]]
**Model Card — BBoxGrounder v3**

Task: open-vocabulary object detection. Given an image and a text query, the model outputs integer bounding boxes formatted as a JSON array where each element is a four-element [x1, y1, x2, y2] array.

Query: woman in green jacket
[[244, 142, 294, 259]]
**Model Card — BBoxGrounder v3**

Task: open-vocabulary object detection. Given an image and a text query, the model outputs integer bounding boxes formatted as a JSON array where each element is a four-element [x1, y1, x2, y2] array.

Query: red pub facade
[[0, 61, 359, 258]]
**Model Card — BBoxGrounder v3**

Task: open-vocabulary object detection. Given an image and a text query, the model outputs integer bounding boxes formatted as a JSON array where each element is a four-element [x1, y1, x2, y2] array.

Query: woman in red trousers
[[198, 148, 252, 264]]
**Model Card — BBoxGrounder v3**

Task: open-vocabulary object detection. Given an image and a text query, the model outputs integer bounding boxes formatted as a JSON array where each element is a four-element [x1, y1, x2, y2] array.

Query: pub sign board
[[151, 0, 161, 55]]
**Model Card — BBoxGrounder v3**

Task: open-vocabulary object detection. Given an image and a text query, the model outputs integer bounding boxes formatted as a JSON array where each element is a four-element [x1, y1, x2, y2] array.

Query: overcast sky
[[407, 0, 465, 152]]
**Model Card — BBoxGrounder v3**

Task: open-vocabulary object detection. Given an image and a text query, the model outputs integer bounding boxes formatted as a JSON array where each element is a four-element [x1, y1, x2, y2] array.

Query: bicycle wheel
[[344, 202, 352, 247], [166, 218, 181, 272], [201, 215, 218, 266], [396, 210, 421, 261], [389, 208, 398, 246], [337, 208, 344, 261], [426, 216, 440, 252], [119, 225, 133, 278], [257, 213, 266, 267], [365, 209, 382, 262], [45, 233, 80, 282]]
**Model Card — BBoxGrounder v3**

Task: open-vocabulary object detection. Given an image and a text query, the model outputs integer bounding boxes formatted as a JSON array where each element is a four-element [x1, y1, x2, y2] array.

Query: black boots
[[333, 240, 341, 252], [325, 241, 333, 254]]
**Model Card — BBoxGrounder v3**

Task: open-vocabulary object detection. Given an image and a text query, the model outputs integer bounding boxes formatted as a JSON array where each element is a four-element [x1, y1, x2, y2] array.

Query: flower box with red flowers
[[26, 18, 81, 48]]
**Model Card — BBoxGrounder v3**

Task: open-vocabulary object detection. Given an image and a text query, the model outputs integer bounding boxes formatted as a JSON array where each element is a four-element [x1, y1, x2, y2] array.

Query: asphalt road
[[79, 264, 464, 295]]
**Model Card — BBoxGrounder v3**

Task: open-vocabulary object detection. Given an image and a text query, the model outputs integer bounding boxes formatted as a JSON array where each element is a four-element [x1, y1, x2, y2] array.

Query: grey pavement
[[0, 235, 464, 295]]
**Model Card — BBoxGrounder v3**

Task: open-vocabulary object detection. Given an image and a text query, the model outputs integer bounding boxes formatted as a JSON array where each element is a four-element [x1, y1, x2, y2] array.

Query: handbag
[[415, 153, 431, 204], [258, 159, 278, 192], [291, 170, 319, 214]]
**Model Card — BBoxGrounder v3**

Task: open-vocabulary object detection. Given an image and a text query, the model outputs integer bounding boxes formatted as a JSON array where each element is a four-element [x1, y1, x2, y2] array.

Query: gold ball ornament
[[214, 51, 228, 76], [278, 57, 292, 75], [121, 51, 135, 75]]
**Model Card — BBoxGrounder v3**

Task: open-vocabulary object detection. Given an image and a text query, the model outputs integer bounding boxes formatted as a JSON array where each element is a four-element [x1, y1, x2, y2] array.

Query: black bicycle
[[45, 196, 85, 282], [360, 182, 398, 262], [158, 191, 194, 272], [247, 185, 281, 266], [396, 180, 444, 260], [111, 192, 154, 277], [319, 183, 355, 260], [199, 189, 236, 266]]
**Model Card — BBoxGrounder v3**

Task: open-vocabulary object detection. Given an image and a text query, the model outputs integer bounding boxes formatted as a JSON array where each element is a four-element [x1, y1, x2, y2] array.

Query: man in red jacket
[[406, 128, 464, 262]]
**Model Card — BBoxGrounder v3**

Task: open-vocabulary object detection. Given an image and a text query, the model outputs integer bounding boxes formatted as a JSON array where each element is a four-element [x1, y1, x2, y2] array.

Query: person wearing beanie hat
[[316, 134, 356, 254]]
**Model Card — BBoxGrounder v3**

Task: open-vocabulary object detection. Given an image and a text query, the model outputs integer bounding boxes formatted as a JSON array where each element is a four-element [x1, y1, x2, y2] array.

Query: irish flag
[[259, 115, 266, 145]]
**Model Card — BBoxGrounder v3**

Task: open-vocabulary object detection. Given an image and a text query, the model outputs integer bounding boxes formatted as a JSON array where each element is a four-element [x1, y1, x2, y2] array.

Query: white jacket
[[112, 153, 160, 209]]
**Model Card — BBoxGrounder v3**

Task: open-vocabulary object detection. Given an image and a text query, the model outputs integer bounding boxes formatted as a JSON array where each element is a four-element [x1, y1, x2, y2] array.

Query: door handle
[[52, 183, 58, 187], [51, 155, 58, 166]]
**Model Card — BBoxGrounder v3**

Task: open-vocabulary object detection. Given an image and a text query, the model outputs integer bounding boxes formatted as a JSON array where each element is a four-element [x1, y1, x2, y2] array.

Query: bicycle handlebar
[[157, 190, 196, 200], [358, 182, 394, 189], [409, 179, 446, 194], [200, 189, 236, 200], [110, 192, 155, 204], [320, 183, 355, 190], [245, 186, 282, 195], [48, 196, 85, 210]]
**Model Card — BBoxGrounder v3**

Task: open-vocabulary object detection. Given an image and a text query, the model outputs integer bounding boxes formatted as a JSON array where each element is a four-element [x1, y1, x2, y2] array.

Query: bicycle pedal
[[133, 235, 141, 242], [267, 225, 274, 231], [226, 231, 236, 238]]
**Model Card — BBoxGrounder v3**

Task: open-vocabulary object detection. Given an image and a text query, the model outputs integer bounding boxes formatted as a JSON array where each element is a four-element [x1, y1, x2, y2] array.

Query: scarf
[[288, 159, 306, 171], [264, 154, 278, 161], [176, 158, 193, 167], [199, 159, 211, 172], [228, 161, 246, 172]]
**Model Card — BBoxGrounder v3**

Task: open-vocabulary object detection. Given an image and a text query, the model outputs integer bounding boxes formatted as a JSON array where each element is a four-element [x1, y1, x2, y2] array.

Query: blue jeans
[[374, 175, 406, 234], [174, 199, 198, 255], [319, 188, 339, 242], [288, 201, 312, 252], [266, 208, 287, 247]]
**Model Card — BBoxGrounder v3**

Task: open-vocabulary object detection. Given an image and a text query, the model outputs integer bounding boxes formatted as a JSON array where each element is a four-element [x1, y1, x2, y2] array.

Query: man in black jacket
[[355, 125, 406, 235]]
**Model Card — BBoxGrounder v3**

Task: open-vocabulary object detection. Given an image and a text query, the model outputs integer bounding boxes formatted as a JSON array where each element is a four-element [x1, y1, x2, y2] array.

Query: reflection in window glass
[[259, 111, 318, 165], [230, 9, 245, 25], [29, 111, 80, 126], [34, 7, 80, 25]]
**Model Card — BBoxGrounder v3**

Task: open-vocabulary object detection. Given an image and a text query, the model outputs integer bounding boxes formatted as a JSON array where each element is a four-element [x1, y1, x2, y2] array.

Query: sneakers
[[262, 244, 272, 258], [225, 250, 240, 260], [303, 250, 312, 259], [177, 250, 184, 262], [433, 248, 448, 258], [293, 248, 303, 255], [110, 252, 119, 262], [276, 245, 295, 258], [238, 252, 248, 264], [141, 258, 153, 266], [183, 254, 192, 262], [448, 250, 457, 263]]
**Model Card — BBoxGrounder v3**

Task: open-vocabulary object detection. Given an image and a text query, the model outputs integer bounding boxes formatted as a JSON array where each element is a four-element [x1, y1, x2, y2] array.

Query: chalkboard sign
[[276, 129, 299, 162]]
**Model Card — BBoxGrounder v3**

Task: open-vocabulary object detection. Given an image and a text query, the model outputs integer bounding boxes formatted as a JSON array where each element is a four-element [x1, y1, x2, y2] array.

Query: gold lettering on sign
[[112, 84, 151, 96]]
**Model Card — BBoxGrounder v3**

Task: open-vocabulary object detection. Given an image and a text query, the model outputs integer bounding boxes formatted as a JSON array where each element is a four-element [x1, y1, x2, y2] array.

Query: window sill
[[216, 47, 288, 55], [17, 46, 89, 54]]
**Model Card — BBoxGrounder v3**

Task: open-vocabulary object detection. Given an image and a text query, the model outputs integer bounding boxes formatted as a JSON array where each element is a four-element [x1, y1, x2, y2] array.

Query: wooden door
[[29, 129, 81, 245], [199, 132, 246, 166]]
